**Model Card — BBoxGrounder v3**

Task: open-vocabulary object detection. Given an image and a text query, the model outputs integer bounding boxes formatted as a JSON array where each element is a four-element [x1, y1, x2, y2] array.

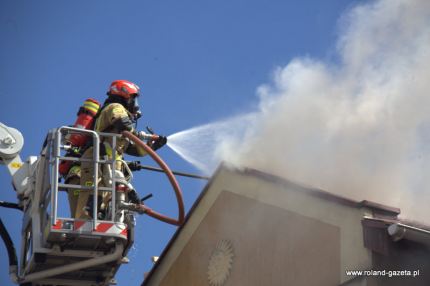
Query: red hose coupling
[[116, 184, 129, 193]]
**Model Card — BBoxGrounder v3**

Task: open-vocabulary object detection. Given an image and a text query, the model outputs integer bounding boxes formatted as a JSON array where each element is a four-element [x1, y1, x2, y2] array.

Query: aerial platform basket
[[1, 122, 185, 286], [19, 127, 133, 286]]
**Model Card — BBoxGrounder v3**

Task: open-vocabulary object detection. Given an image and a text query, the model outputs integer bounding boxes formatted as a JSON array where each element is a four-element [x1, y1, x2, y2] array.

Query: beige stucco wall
[[160, 191, 341, 285], [145, 167, 373, 285]]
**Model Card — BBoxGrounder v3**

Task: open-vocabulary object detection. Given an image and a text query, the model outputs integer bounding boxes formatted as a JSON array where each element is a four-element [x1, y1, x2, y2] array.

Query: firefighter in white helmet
[[74, 80, 167, 219]]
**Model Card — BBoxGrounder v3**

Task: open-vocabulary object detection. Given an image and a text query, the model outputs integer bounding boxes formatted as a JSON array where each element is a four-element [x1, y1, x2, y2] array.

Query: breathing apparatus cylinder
[[68, 98, 101, 147], [59, 98, 101, 176]]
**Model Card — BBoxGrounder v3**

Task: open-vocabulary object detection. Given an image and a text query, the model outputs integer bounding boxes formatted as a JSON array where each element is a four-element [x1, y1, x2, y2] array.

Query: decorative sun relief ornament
[[207, 239, 235, 286]]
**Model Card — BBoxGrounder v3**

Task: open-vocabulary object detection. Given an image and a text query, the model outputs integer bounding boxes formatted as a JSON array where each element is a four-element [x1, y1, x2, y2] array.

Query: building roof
[[141, 163, 430, 285]]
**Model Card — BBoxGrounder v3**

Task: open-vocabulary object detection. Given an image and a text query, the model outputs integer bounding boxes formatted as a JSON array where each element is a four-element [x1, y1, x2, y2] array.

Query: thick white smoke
[[169, 0, 430, 220], [236, 0, 430, 220]]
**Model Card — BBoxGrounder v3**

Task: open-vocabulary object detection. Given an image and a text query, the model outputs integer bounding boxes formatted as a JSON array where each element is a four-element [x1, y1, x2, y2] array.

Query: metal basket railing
[[46, 126, 125, 230]]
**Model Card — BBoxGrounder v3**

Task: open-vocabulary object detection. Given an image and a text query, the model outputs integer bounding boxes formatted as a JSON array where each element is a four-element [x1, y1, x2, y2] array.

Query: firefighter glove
[[128, 188, 141, 204]]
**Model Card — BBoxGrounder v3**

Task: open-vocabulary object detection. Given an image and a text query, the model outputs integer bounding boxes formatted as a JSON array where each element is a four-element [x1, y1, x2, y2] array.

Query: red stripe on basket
[[95, 223, 113, 233], [74, 220, 86, 230], [52, 219, 62, 230]]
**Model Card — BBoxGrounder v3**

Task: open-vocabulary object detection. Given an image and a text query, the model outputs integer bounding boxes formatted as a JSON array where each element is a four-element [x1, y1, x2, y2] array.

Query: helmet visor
[[130, 95, 141, 117]]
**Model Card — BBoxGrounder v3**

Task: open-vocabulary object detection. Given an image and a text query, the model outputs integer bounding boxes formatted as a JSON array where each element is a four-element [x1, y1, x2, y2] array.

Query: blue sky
[[0, 1, 357, 285]]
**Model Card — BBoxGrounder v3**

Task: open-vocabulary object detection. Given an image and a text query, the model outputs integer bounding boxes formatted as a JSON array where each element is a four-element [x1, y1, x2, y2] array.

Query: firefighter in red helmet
[[73, 80, 167, 219]]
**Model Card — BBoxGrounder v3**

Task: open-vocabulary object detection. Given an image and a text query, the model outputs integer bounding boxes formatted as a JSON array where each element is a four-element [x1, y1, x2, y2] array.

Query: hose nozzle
[[137, 131, 159, 142]]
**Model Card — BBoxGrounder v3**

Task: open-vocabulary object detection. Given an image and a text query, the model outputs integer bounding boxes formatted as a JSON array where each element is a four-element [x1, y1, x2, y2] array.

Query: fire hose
[[122, 131, 185, 226]]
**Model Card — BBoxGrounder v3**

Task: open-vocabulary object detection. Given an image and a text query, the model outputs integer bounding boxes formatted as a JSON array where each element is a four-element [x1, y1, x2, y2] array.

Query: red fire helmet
[[107, 80, 140, 99]]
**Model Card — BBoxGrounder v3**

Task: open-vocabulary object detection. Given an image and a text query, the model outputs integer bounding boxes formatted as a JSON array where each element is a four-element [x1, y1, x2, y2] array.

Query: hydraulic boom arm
[[0, 123, 30, 195]]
